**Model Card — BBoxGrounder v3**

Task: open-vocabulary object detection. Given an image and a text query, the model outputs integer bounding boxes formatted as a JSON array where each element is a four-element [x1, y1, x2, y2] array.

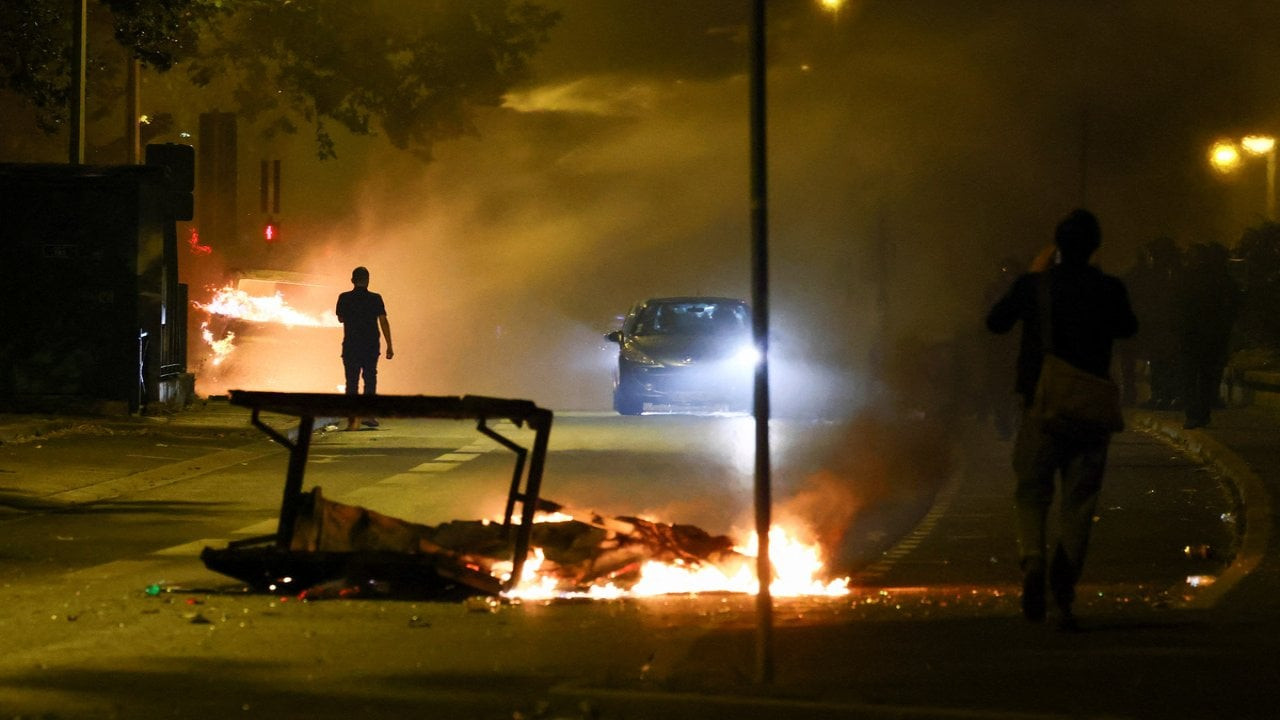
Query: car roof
[[639, 296, 748, 306]]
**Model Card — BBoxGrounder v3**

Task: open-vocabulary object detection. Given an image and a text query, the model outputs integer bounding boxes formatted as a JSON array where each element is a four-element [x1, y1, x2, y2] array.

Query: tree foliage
[[0, 0, 559, 159]]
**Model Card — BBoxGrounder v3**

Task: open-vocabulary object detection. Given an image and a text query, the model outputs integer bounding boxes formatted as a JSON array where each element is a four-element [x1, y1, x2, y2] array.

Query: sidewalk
[[0, 396, 296, 446], [1130, 405, 1280, 617]]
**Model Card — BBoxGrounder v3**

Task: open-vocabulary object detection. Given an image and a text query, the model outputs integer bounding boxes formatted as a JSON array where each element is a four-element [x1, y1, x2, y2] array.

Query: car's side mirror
[[605, 330, 623, 344]]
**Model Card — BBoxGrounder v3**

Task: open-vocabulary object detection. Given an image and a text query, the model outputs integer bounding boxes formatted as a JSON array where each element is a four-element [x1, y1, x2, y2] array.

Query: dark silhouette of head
[[351, 266, 370, 287], [1054, 209, 1101, 265]]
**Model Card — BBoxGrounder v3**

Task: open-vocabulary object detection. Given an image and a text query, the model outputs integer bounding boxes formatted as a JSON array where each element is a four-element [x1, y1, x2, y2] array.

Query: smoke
[[184, 1, 1280, 416], [775, 403, 957, 574]]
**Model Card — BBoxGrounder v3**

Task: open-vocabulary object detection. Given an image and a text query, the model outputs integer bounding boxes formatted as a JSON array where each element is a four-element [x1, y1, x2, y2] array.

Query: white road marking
[[129, 439, 495, 562]]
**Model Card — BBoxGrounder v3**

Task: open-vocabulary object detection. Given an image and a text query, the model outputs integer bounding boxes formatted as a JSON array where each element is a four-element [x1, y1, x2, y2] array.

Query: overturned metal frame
[[227, 390, 554, 590]]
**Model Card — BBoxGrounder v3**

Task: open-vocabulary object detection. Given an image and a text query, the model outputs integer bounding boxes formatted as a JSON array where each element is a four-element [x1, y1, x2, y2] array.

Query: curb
[[0, 417, 79, 445], [1128, 410, 1273, 609]]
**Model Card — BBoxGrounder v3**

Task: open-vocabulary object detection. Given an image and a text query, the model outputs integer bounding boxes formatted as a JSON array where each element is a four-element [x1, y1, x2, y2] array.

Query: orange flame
[[501, 519, 850, 600], [193, 283, 341, 368], [195, 284, 340, 327], [199, 321, 236, 367]]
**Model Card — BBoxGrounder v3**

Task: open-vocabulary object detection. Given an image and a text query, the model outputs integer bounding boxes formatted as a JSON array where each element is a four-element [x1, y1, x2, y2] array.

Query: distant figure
[[985, 209, 1138, 630], [336, 266, 394, 431], [1126, 237, 1182, 409], [1176, 242, 1239, 429]]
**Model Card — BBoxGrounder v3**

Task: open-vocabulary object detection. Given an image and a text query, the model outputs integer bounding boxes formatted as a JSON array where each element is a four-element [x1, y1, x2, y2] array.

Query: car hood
[[627, 333, 750, 364]]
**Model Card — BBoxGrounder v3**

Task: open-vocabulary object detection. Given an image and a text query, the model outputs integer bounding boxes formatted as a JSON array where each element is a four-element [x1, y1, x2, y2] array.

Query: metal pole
[[749, 0, 774, 686], [1266, 150, 1275, 222], [68, 0, 86, 164]]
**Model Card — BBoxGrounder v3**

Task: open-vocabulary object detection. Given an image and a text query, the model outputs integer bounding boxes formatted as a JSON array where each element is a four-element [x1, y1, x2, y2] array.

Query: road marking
[[854, 471, 961, 584], [408, 462, 461, 472], [435, 452, 480, 462], [140, 439, 495, 560], [46, 444, 285, 506]]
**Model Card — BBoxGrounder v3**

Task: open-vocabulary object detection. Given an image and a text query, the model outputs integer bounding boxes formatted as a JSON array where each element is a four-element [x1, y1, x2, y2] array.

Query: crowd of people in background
[[979, 230, 1254, 432], [1122, 236, 1241, 428]]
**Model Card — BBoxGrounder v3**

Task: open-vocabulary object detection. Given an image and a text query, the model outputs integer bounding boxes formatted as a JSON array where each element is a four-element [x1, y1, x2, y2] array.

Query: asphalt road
[[0, 405, 1252, 718]]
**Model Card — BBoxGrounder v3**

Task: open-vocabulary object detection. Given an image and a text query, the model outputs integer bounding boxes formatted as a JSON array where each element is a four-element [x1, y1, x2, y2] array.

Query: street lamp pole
[[1241, 135, 1276, 221], [748, 0, 774, 687]]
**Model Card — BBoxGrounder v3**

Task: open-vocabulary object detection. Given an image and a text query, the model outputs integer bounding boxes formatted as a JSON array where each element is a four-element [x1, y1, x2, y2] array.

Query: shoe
[[1021, 564, 1046, 623], [362, 418, 380, 428]]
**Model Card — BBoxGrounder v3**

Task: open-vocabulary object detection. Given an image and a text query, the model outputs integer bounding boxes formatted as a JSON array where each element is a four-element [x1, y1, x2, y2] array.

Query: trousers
[[343, 352, 379, 396], [1011, 413, 1109, 606]]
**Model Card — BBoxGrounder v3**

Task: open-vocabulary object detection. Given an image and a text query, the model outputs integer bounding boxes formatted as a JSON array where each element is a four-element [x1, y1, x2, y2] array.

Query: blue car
[[605, 297, 757, 415]]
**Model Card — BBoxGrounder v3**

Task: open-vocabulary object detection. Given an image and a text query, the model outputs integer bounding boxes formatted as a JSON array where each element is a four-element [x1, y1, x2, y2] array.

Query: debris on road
[[201, 487, 744, 601]]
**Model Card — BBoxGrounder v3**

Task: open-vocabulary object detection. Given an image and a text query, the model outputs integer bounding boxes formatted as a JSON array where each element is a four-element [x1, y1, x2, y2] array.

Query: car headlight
[[730, 344, 761, 370]]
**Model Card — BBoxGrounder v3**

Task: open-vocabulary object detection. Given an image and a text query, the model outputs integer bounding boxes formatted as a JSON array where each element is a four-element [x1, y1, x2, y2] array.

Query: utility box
[[0, 163, 190, 413]]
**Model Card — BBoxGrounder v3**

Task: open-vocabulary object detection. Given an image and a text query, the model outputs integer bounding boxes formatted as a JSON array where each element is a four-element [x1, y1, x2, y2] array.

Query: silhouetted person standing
[[1126, 237, 1182, 409], [336, 266, 393, 431], [986, 209, 1138, 630], [1177, 242, 1239, 429]]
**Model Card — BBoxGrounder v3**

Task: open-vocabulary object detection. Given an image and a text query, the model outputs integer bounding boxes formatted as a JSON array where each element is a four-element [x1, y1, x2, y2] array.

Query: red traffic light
[[263, 218, 280, 243]]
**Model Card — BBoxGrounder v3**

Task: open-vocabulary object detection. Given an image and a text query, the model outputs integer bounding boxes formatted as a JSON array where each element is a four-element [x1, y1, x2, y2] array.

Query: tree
[[0, 0, 559, 159]]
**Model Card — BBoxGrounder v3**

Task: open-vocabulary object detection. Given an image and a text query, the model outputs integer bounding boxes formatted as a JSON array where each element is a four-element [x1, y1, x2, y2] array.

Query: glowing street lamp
[[1209, 139, 1241, 173], [1210, 134, 1277, 220]]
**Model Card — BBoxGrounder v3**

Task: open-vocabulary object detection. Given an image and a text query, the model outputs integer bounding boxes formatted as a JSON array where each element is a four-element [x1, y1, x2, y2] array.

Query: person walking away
[[1125, 237, 1182, 409], [985, 209, 1138, 630], [1177, 242, 1239, 429], [336, 266, 393, 431]]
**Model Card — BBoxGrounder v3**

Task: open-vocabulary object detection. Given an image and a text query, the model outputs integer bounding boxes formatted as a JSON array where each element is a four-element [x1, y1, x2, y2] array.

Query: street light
[[1210, 134, 1277, 221], [1243, 135, 1276, 221]]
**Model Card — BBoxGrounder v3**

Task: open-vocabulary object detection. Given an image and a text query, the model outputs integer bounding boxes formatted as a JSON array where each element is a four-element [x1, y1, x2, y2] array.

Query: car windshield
[[633, 301, 748, 336]]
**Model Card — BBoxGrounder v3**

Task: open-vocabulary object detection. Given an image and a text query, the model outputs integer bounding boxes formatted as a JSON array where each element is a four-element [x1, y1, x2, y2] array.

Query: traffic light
[[263, 217, 280, 243], [145, 143, 194, 221]]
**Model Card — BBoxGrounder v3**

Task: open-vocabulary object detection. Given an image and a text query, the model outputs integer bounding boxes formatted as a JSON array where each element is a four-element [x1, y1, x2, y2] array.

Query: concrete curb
[[1128, 410, 1273, 609], [0, 417, 79, 445]]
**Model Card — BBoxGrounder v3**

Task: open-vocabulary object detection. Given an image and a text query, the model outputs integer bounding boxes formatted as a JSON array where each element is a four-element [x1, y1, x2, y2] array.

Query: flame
[[195, 284, 340, 327], [193, 283, 341, 371], [200, 321, 235, 366], [504, 522, 850, 601]]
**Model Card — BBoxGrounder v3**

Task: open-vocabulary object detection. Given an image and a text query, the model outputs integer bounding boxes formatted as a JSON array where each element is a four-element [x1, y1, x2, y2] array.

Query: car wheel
[[614, 388, 644, 416]]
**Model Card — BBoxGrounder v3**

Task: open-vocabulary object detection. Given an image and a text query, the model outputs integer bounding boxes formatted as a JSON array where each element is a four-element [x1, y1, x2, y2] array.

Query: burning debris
[[203, 488, 769, 601], [200, 390, 850, 603]]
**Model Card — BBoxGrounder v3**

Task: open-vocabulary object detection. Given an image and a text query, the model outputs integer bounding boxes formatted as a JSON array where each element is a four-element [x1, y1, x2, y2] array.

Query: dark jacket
[[986, 263, 1138, 401]]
